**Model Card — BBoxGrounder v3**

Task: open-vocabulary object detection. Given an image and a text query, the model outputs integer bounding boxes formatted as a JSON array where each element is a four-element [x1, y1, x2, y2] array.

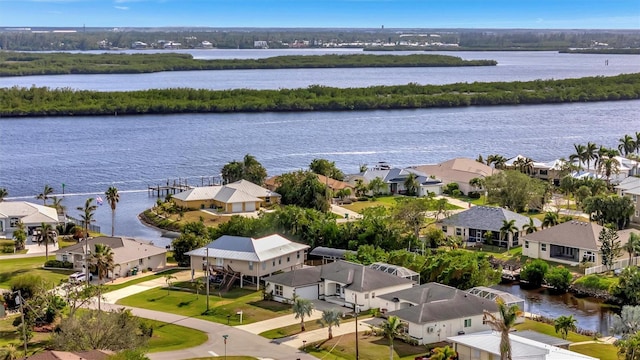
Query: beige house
[[615, 176, 640, 224], [54, 236, 167, 279], [412, 158, 497, 195], [172, 179, 280, 213], [522, 221, 605, 266], [186, 234, 309, 290], [0, 201, 60, 237], [378, 283, 500, 345], [264, 260, 415, 310]]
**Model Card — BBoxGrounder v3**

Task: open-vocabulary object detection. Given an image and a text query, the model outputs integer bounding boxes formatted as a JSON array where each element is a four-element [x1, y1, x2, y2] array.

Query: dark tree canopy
[[221, 154, 267, 185], [309, 158, 345, 181], [275, 170, 330, 212]]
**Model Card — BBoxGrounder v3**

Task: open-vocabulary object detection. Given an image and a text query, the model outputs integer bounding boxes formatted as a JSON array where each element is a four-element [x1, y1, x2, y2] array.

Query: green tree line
[[0, 52, 496, 77], [2, 73, 639, 117]]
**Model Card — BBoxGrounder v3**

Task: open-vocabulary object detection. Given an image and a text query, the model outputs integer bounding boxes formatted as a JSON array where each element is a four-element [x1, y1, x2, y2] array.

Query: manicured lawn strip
[[102, 268, 184, 293], [143, 318, 208, 353], [306, 333, 429, 360], [116, 287, 291, 325], [259, 314, 374, 339], [514, 319, 592, 342], [569, 343, 619, 360], [573, 274, 619, 290], [0, 256, 73, 290], [343, 196, 461, 214]]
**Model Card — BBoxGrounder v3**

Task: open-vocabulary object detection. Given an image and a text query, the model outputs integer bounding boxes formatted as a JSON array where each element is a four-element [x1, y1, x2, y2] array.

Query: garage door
[[244, 202, 256, 212], [231, 203, 243, 213], [295, 284, 319, 300]]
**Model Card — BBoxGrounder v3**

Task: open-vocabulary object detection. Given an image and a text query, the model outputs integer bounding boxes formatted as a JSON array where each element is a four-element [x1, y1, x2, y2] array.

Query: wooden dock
[[148, 178, 192, 197]]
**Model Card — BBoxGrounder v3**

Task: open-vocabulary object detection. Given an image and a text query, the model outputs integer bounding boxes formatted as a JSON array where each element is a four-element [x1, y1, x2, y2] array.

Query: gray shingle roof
[[441, 206, 540, 232], [264, 260, 414, 292], [523, 221, 604, 251], [378, 282, 457, 304], [308, 246, 350, 259], [386, 287, 499, 324]]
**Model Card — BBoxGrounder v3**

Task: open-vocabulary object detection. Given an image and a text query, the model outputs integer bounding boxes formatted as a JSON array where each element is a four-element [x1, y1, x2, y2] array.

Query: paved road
[[98, 303, 315, 360]]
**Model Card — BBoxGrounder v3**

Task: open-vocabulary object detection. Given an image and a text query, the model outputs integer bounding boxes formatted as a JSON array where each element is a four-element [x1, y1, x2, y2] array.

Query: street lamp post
[[302, 340, 307, 352], [222, 334, 228, 360], [206, 246, 210, 312], [354, 293, 359, 360]]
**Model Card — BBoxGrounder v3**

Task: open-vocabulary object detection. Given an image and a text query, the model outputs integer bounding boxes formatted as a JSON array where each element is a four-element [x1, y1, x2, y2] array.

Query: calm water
[[0, 50, 638, 91], [495, 283, 616, 335]]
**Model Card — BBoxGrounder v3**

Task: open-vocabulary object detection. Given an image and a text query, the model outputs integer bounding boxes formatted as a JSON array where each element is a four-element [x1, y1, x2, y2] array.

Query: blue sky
[[1, 0, 639, 29]]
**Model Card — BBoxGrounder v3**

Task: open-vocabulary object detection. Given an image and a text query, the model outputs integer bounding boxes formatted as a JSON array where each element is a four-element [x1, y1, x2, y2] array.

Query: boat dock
[[148, 178, 192, 197]]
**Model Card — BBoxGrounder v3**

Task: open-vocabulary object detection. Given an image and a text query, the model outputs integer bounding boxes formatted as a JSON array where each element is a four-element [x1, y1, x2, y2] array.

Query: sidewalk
[[277, 319, 371, 349], [237, 309, 324, 334]]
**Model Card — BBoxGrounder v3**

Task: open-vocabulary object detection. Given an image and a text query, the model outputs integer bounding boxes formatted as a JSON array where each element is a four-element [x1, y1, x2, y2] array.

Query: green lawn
[[143, 318, 208, 353], [569, 343, 619, 360], [0, 256, 73, 290], [342, 196, 397, 213], [188, 357, 257, 360], [0, 314, 51, 356], [306, 332, 429, 360], [514, 319, 592, 342], [116, 287, 291, 325], [259, 313, 373, 339], [102, 268, 184, 293]]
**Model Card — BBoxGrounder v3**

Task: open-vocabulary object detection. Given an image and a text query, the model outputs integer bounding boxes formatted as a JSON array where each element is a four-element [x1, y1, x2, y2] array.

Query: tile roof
[[226, 179, 281, 198], [385, 284, 498, 324], [185, 234, 309, 262], [412, 158, 497, 184], [441, 206, 540, 232], [264, 260, 414, 292], [523, 221, 604, 251]]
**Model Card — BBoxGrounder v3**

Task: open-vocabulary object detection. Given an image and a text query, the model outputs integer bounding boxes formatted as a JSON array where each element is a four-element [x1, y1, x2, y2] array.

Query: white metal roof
[[226, 179, 280, 198], [172, 186, 222, 201], [186, 234, 309, 262], [213, 187, 261, 204], [467, 286, 524, 307], [0, 201, 59, 224]]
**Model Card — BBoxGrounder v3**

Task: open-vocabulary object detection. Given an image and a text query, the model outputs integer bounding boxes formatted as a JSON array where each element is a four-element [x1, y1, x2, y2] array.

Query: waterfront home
[[186, 234, 309, 290], [0, 201, 61, 238], [54, 236, 167, 279], [346, 163, 443, 196], [504, 155, 566, 186], [172, 179, 280, 213], [265, 174, 355, 198], [448, 331, 597, 360], [412, 157, 496, 195], [263, 260, 415, 309], [615, 176, 640, 225], [440, 206, 540, 248], [379, 283, 500, 345], [522, 221, 605, 266]]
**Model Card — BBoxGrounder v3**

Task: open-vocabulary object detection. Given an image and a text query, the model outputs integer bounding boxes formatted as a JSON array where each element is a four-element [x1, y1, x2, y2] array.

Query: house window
[[272, 260, 276, 267], [139, 259, 144, 265], [442, 226, 448, 233], [636, 211, 639, 217], [265, 197, 271, 204], [274, 284, 283, 297], [62, 255, 68, 262], [539, 170, 548, 175], [464, 319, 472, 327], [583, 251, 596, 263], [525, 241, 529, 249], [10, 218, 20, 227], [634, 195, 638, 202], [249, 261, 253, 271], [541, 243, 547, 251], [278, 258, 282, 265], [335, 284, 341, 296], [455, 228, 462, 236], [364, 293, 369, 299], [372, 292, 376, 298], [287, 256, 290, 263], [262, 262, 267, 270], [297, 251, 300, 259]]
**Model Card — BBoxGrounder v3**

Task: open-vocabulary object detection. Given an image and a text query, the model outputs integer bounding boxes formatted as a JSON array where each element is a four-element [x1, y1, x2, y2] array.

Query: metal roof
[[308, 246, 349, 259], [369, 262, 420, 282], [185, 234, 309, 262], [467, 286, 524, 307], [0, 201, 59, 224]]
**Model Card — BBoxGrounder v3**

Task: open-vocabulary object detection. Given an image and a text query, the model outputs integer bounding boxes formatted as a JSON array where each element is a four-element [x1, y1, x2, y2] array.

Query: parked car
[[69, 272, 92, 283]]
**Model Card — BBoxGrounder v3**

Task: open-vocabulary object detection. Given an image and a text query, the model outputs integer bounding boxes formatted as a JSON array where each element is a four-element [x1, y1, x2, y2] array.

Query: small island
[[0, 52, 497, 77]]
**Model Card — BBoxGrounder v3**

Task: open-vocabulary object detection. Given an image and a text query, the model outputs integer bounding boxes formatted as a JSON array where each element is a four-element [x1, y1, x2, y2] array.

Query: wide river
[[0, 50, 636, 332]]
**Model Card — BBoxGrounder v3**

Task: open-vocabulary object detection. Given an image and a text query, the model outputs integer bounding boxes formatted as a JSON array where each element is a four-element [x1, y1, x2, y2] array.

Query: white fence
[[584, 256, 640, 275]]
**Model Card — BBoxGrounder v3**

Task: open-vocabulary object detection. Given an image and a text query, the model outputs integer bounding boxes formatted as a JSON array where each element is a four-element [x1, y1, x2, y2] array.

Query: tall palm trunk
[[389, 341, 394, 360], [500, 330, 511, 360], [111, 209, 115, 237]]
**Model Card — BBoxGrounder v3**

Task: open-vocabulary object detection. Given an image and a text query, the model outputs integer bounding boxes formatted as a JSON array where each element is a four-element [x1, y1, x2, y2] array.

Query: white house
[[264, 260, 415, 309], [379, 283, 500, 345], [0, 201, 60, 238]]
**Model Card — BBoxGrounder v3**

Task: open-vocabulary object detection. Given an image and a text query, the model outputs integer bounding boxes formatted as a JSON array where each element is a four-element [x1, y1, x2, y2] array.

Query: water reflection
[[494, 283, 617, 335]]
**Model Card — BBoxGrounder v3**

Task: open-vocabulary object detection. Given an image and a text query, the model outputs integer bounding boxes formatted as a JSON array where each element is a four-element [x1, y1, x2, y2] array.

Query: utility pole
[[17, 290, 27, 357], [355, 293, 359, 360], [206, 246, 210, 312]]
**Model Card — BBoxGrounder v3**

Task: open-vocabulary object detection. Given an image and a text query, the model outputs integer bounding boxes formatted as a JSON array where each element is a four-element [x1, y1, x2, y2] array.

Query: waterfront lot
[[306, 332, 429, 360]]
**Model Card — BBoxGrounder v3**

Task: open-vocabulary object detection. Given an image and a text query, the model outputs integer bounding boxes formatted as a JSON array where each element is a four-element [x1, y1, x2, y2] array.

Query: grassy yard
[[188, 357, 257, 360], [259, 313, 374, 339], [0, 314, 51, 356], [102, 268, 184, 293], [306, 332, 430, 360], [143, 318, 208, 353], [569, 343, 619, 360], [0, 256, 73, 290], [342, 195, 462, 214], [514, 319, 592, 342], [116, 287, 291, 325]]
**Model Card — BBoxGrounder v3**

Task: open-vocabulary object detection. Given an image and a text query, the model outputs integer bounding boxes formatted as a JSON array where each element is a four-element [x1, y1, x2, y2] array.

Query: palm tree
[[12, 221, 27, 251], [635, 131, 640, 156], [500, 219, 518, 250], [585, 142, 598, 172], [483, 297, 523, 360], [622, 232, 640, 266], [50, 196, 66, 215], [316, 309, 341, 340], [470, 177, 485, 191], [403, 173, 419, 196], [0, 188, 7, 202], [164, 274, 177, 295], [91, 243, 115, 281], [522, 218, 538, 234], [368, 177, 387, 197], [292, 296, 314, 332], [554, 315, 577, 340], [35, 222, 56, 261], [476, 154, 484, 164], [380, 315, 403, 360], [36, 184, 54, 205], [2, 344, 19, 360], [598, 156, 620, 185], [569, 144, 587, 171], [619, 134, 636, 157], [194, 278, 204, 299], [105, 186, 120, 236], [542, 211, 559, 229], [77, 198, 97, 240]]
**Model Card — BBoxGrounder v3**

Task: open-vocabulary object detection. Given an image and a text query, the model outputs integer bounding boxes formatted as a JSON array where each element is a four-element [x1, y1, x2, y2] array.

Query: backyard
[[0, 256, 72, 290], [305, 332, 430, 360]]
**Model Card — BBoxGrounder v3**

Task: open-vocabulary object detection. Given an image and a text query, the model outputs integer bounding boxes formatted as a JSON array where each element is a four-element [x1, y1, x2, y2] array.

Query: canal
[[494, 283, 617, 336]]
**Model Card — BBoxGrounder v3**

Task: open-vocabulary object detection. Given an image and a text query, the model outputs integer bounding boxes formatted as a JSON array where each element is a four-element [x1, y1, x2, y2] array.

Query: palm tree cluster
[[568, 139, 630, 184], [485, 154, 508, 169], [483, 297, 523, 360]]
